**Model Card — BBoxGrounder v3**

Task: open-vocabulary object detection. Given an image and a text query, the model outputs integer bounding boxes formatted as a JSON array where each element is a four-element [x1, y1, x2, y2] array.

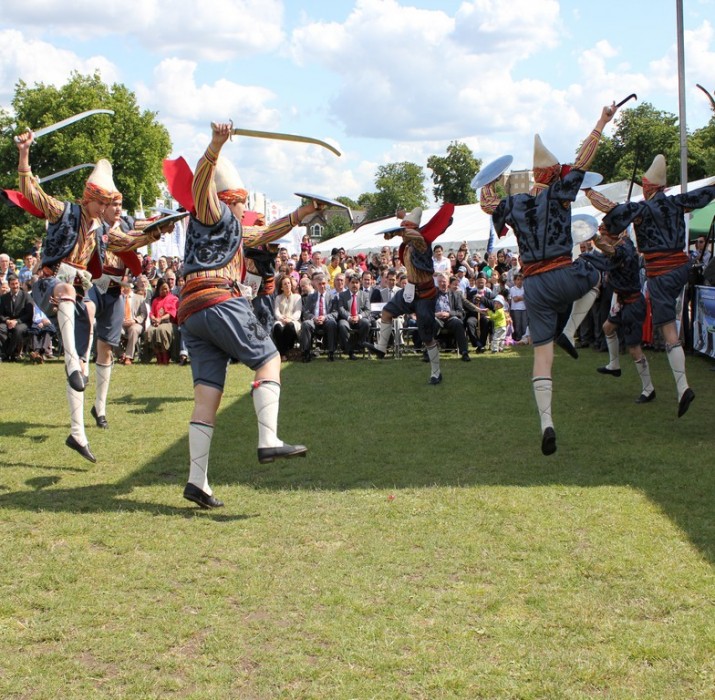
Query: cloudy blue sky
[[1, 0, 714, 214]]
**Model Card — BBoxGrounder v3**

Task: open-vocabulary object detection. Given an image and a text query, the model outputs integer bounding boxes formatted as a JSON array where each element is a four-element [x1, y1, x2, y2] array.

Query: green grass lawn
[[0, 346, 714, 699]]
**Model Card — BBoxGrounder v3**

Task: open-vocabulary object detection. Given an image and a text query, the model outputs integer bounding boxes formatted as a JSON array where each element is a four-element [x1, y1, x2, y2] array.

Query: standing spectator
[[508, 273, 528, 341]]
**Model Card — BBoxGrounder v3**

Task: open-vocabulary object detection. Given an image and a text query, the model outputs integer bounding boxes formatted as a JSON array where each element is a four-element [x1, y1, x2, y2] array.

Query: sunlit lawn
[[0, 345, 713, 699]]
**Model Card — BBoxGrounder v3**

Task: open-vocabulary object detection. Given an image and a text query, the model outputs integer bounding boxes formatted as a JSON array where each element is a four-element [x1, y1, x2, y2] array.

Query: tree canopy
[[427, 141, 481, 205], [0, 72, 171, 256]]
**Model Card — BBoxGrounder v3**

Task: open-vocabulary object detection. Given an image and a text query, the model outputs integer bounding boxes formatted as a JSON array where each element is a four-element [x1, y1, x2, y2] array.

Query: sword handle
[[13, 129, 34, 145]]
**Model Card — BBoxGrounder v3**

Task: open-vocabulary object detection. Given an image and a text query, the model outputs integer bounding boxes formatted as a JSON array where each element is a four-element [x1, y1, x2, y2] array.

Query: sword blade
[[37, 163, 95, 184], [16, 109, 114, 142], [226, 126, 341, 157], [615, 93, 637, 109]]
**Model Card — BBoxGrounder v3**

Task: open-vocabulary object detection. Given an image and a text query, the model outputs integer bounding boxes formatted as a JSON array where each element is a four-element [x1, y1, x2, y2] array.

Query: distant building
[[506, 169, 533, 194]]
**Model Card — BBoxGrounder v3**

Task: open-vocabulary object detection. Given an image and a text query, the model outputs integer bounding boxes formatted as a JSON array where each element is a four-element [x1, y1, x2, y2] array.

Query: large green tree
[[427, 141, 481, 205], [587, 102, 715, 186], [0, 72, 171, 256], [366, 161, 427, 220]]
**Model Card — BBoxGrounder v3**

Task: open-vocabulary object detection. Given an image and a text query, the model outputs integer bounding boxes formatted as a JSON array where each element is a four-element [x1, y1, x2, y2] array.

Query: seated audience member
[[27, 301, 57, 363], [308, 250, 328, 278], [119, 280, 148, 365], [337, 274, 372, 359], [273, 274, 302, 360], [144, 278, 177, 364], [299, 272, 338, 362], [464, 272, 494, 352], [431, 273, 470, 361], [299, 276, 314, 300], [455, 266, 469, 295], [333, 272, 347, 298], [0, 273, 33, 361], [296, 249, 312, 275]]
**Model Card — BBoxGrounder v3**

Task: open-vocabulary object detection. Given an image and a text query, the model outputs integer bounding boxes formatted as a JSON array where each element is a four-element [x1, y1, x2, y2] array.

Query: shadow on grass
[[1, 351, 714, 559]]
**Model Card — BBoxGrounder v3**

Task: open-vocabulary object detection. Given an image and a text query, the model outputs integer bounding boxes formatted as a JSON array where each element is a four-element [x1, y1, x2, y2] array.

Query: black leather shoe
[[65, 435, 96, 463], [541, 427, 557, 456], [635, 390, 656, 404], [257, 443, 308, 464], [66, 369, 86, 392], [90, 405, 109, 429], [597, 366, 621, 377], [461, 352, 471, 362], [302, 352, 312, 363], [348, 352, 358, 360], [556, 333, 578, 359], [183, 482, 224, 509], [677, 388, 695, 418], [363, 342, 385, 359], [428, 373, 443, 385], [328, 352, 335, 362]]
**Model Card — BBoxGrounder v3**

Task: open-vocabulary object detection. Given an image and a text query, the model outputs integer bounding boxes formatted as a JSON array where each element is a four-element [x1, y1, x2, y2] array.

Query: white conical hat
[[643, 154, 666, 186], [86, 159, 116, 193], [533, 134, 559, 169], [214, 156, 244, 193], [403, 207, 422, 226]]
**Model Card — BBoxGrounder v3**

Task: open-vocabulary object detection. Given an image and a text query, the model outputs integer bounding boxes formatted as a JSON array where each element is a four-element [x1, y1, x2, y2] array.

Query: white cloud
[[0, 0, 285, 60], [0, 29, 119, 105]]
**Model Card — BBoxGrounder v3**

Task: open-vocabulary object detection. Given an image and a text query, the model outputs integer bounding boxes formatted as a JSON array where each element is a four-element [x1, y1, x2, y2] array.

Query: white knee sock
[[57, 300, 81, 378], [252, 380, 282, 448], [188, 422, 214, 494], [426, 342, 441, 378], [532, 377, 554, 433], [635, 357, 654, 395], [83, 327, 94, 380], [376, 320, 392, 352], [66, 384, 88, 446], [605, 333, 620, 370], [666, 342, 689, 399], [562, 288, 598, 343], [94, 363, 112, 417]]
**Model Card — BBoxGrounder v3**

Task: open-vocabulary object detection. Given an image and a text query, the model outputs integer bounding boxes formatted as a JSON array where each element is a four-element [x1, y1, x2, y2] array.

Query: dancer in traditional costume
[[478, 104, 617, 455], [364, 204, 454, 384], [17, 131, 113, 462], [582, 213, 655, 404], [87, 189, 176, 429], [588, 155, 715, 417], [177, 123, 319, 508]]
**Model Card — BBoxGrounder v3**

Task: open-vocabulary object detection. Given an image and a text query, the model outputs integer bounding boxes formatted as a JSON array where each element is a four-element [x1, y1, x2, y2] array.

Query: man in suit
[[0, 273, 34, 360], [464, 272, 494, 353], [337, 274, 372, 359], [300, 272, 338, 361], [433, 273, 470, 361], [119, 280, 149, 365]]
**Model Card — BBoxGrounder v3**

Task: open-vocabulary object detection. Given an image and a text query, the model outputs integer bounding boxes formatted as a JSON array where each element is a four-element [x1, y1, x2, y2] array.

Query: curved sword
[[695, 84, 715, 112], [37, 163, 95, 184], [14, 109, 114, 143], [213, 123, 341, 157]]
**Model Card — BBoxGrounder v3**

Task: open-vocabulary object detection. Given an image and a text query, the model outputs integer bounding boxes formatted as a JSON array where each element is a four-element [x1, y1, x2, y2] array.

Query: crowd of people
[[3, 219, 713, 370], [0, 242, 532, 365]]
